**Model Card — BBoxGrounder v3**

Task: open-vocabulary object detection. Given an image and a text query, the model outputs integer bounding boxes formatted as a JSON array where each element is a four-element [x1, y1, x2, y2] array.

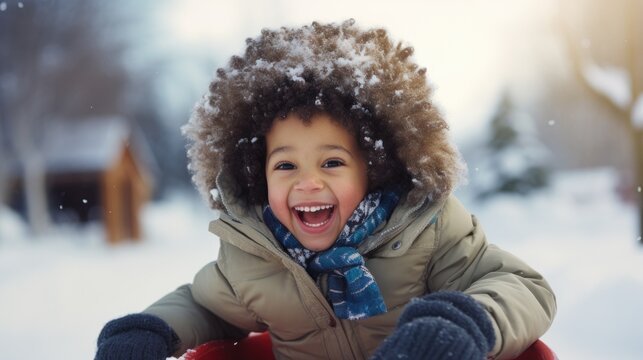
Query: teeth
[[303, 219, 331, 227], [294, 204, 333, 213]]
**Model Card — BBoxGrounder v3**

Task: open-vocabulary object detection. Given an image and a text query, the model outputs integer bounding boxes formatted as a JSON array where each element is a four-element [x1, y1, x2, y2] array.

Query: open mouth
[[293, 204, 335, 228]]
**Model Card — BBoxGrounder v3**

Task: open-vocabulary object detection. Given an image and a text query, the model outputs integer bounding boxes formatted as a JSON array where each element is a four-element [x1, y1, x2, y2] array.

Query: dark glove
[[371, 291, 495, 360], [95, 313, 180, 360]]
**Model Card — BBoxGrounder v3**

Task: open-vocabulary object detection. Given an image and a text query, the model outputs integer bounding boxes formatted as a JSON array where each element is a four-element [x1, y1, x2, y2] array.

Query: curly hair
[[183, 19, 464, 210]]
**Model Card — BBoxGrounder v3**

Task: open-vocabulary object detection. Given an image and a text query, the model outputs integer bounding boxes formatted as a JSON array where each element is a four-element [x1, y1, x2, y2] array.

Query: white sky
[[155, 0, 558, 143]]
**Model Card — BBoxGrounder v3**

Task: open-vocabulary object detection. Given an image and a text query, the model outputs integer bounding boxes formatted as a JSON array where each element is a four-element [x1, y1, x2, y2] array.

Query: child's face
[[265, 113, 368, 251]]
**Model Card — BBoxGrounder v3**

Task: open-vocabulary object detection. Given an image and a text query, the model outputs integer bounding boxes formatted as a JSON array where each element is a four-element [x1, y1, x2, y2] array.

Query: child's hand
[[95, 313, 179, 360], [371, 291, 495, 360]]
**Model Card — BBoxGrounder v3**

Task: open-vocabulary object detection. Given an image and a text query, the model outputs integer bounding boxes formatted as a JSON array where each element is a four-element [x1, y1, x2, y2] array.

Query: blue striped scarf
[[263, 189, 400, 320]]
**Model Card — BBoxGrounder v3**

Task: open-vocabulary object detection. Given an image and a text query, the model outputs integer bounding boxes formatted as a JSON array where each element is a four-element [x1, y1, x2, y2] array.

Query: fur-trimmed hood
[[183, 19, 465, 210]]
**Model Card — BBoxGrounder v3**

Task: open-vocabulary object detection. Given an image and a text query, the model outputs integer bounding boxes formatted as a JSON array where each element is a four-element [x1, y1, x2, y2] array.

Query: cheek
[[267, 182, 291, 223], [338, 177, 368, 220]]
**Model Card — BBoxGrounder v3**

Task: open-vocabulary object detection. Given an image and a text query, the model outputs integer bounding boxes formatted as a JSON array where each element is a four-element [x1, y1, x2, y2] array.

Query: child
[[95, 20, 556, 360]]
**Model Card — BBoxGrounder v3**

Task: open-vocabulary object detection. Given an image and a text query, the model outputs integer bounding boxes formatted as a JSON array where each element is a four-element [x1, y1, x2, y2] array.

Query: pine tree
[[473, 93, 550, 199]]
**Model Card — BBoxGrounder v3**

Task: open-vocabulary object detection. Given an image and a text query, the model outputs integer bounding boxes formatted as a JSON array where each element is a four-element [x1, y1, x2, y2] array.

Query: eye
[[275, 162, 295, 170], [322, 159, 344, 168]]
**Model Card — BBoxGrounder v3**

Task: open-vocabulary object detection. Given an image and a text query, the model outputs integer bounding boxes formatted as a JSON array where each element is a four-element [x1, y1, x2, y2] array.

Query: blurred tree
[[106, 0, 216, 197], [471, 93, 550, 200], [558, 0, 643, 241], [0, 0, 131, 235]]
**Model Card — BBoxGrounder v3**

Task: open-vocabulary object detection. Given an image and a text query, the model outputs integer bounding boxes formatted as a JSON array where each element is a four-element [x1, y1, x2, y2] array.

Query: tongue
[[301, 208, 332, 225]]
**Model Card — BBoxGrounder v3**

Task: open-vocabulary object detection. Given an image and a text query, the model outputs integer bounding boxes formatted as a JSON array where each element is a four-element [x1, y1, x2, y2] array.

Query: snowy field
[[1, 168, 642, 359]]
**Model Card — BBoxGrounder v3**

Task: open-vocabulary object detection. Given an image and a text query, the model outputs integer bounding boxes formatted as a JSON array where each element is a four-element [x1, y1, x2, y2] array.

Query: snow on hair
[[183, 19, 464, 210]]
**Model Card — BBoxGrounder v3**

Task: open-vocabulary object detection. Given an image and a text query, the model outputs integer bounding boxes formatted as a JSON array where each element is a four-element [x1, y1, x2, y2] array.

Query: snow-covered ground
[[463, 168, 643, 360], [1, 168, 642, 359], [0, 192, 219, 359]]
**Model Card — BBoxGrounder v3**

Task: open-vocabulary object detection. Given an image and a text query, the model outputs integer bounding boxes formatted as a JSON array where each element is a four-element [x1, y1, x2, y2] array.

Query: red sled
[[182, 332, 557, 360]]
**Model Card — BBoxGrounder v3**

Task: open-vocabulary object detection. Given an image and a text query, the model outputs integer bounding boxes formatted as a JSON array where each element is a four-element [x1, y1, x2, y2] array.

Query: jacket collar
[[213, 170, 446, 254]]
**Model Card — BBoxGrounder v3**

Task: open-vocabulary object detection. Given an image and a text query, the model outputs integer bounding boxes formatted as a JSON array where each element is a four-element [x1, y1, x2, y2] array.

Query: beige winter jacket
[[145, 176, 556, 360]]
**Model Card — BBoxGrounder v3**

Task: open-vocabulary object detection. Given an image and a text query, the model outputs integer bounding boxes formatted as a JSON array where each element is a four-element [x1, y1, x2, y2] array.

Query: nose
[[294, 169, 324, 192]]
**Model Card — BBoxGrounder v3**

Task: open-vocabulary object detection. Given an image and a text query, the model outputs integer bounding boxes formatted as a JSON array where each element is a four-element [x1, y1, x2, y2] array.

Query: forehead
[[265, 113, 357, 149]]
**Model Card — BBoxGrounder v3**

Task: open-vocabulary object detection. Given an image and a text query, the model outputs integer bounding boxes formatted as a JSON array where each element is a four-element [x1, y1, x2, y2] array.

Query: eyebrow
[[266, 146, 293, 161], [266, 144, 354, 162]]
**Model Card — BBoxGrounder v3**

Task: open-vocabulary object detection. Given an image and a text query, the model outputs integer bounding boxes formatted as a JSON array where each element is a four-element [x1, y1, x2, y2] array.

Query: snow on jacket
[[144, 170, 556, 359]]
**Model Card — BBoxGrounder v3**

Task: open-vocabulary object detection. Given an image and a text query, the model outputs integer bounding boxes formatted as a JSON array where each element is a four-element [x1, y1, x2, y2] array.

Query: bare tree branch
[[557, 11, 631, 130]]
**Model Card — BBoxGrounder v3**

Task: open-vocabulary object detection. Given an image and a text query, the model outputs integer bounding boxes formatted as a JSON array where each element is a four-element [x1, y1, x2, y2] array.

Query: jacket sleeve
[[142, 261, 252, 356], [425, 196, 556, 359]]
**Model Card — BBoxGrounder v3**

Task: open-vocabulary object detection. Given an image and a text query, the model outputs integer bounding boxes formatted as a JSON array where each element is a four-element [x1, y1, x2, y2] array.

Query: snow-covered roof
[[43, 116, 131, 174]]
